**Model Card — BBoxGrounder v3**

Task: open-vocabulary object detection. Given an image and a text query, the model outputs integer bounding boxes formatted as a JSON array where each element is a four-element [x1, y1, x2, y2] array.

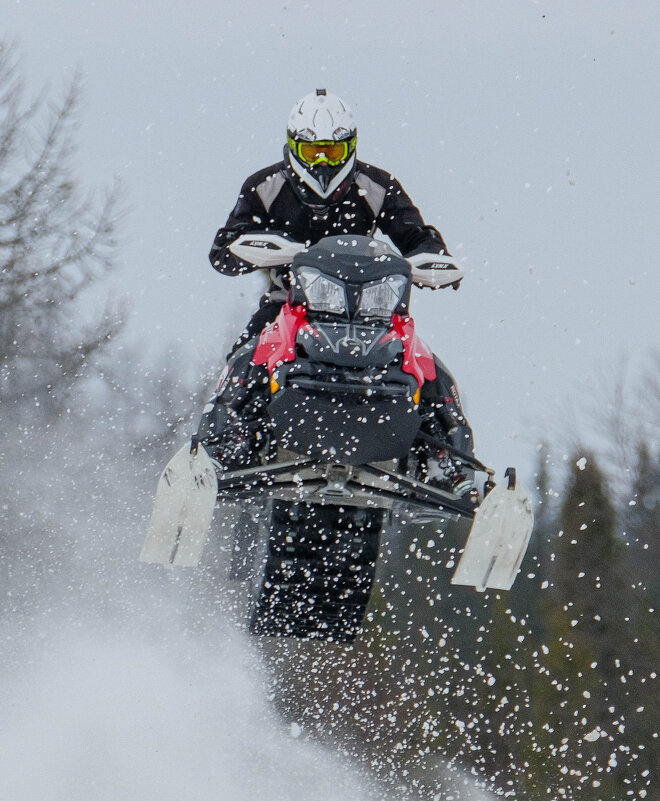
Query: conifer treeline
[[470, 447, 659, 798], [264, 419, 659, 800]]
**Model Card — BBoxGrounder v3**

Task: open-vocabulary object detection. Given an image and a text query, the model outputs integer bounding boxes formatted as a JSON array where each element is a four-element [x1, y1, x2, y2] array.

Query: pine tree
[[625, 442, 660, 608], [535, 453, 650, 798], [617, 442, 660, 793]]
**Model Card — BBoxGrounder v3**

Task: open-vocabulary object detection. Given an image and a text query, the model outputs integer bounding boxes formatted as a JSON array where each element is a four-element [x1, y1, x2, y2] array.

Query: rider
[[202, 89, 475, 497]]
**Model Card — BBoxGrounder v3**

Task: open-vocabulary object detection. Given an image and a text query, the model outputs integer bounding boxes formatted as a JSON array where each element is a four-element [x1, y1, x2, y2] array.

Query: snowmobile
[[140, 235, 533, 642]]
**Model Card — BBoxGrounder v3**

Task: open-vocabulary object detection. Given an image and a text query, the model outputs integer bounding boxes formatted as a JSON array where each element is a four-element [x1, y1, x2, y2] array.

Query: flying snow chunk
[[583, 728, 600, 742], [576, 457, 587, 471]]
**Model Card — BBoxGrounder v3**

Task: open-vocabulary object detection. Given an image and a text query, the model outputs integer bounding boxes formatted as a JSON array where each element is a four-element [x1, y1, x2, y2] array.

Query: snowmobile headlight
[[296, 266, 347, 314], [358, 274, 408, 319]]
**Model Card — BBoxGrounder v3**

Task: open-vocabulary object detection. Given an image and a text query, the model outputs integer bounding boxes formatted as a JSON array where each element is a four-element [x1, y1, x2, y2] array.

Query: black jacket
[[210, 160, 449, 292]]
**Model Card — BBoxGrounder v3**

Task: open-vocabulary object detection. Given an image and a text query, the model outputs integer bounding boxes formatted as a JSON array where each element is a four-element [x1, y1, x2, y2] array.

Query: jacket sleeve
[[376, 176, 450, 257], [209, 179, 267, 276]]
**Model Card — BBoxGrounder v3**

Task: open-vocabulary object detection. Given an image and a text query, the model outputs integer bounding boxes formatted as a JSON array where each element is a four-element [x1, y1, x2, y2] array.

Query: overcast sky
[[8, 0, 660, 479]]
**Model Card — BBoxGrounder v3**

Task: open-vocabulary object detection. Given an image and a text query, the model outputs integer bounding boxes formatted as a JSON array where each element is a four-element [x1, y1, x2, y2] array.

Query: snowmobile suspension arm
[[214, 459, 476, 520], [415, 430, 492, 475]]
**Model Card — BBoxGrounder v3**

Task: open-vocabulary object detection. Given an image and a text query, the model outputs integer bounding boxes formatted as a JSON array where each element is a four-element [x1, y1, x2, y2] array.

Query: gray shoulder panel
[[355, 172, 387, 218], [256, 172, 286, 213]]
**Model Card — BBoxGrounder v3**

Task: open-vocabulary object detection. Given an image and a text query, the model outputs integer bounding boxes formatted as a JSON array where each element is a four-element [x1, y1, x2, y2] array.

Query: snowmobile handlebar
[[228, 233, 464, 289]]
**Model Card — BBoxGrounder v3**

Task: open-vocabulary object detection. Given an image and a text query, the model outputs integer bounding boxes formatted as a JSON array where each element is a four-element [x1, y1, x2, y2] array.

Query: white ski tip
[[451, 484, 534, 591], [140, 443, 217, 567]]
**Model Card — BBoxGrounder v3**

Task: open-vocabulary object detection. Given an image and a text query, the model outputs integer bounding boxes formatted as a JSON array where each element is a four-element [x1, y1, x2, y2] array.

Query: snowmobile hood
[[292, 235, 412, 284]]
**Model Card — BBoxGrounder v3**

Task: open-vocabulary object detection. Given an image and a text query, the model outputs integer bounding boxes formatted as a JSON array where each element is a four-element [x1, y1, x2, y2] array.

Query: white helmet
[[286, 89, 357, 201]]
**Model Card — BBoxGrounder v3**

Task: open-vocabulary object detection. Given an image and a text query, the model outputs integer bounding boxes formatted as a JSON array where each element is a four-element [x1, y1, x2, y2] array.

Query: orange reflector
[[270, 376, 280, 394], [413, 388, 421, 404]]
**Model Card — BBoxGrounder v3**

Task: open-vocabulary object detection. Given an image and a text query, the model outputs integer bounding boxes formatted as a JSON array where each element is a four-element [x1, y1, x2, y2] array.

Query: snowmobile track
[[249, 500, 383, 642]]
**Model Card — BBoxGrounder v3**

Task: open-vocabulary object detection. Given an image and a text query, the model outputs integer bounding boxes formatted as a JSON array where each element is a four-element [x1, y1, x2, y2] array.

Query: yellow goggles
[[289, 136, 356, 167]]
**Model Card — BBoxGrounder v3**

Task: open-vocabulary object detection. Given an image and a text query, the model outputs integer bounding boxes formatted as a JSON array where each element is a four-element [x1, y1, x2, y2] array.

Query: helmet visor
[[292, 137, 356, 167]]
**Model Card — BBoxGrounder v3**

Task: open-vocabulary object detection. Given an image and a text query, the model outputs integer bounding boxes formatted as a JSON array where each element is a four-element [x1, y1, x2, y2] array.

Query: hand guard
[[407, 252, 464, 290], [228, 232, 306, 269]]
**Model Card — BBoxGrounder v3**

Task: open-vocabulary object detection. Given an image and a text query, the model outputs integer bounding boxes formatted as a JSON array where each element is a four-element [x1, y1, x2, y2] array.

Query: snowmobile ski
[[450, 479, 533, 591], [140, 441, 217, 567]]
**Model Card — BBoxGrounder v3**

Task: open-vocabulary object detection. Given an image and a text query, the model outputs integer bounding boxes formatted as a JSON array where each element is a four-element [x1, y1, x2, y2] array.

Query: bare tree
[[0, 41, 124, 415]]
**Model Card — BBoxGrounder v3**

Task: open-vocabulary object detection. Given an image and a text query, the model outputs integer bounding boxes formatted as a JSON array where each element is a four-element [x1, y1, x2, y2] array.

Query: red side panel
[[254, 306, 435, 388], [380, 314, 436, 387], [252, 302, 310, 373]]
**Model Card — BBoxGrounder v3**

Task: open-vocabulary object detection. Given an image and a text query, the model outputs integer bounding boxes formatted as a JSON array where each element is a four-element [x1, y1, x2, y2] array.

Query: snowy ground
[[0, 428, 496, 801], [1, 624, 382, 801]]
